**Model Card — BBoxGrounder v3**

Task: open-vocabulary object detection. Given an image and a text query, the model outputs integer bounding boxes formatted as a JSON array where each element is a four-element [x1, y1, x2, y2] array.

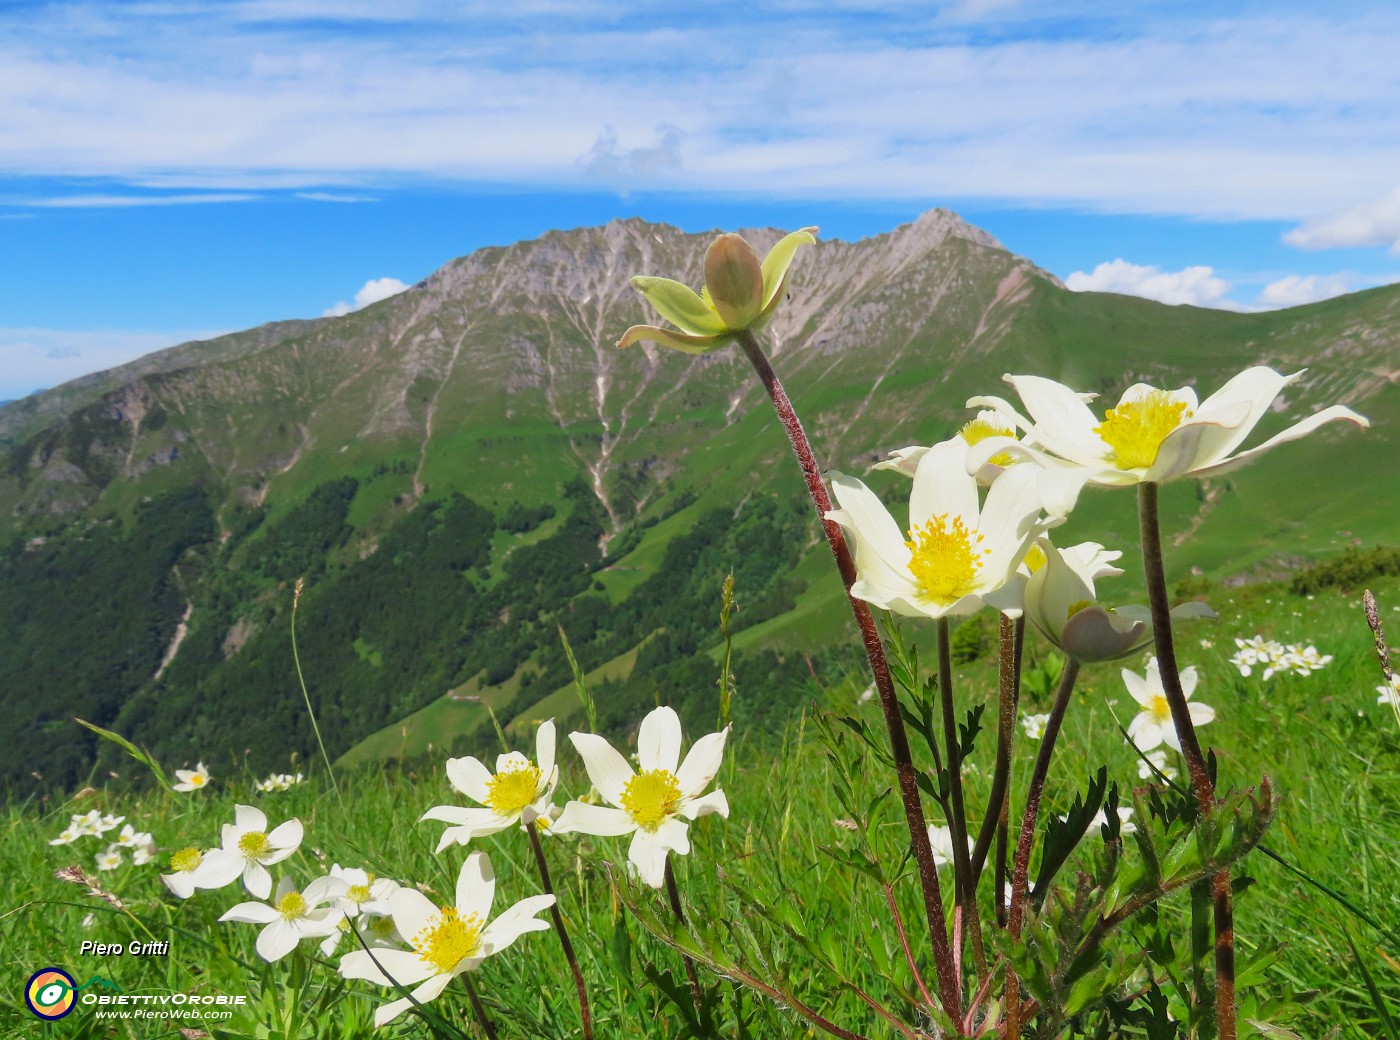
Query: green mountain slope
[[1, 211, 1392, 790]]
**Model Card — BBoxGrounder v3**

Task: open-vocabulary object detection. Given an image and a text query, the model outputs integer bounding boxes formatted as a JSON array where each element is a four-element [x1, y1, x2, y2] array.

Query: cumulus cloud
[[1256, 273, 1354, 308], [1066, 260, 1231, 308], [322, 277, 411, 318], [1284, 186, 1400, 253]]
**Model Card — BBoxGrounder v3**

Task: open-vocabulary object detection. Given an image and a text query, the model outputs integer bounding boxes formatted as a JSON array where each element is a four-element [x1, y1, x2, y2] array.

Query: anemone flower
[[191, 805, 303, 899], [339, 852, 554, 1029], [552, 706, 729, 888], [173, 762, 212, 792], [618, 228, 817, 354], [1125, 658, 1215, 752], [826, 438, 1051, 620], [221, 875, 348, 963], [965, 367, 1369, 514], [421, 721, 559, 852]]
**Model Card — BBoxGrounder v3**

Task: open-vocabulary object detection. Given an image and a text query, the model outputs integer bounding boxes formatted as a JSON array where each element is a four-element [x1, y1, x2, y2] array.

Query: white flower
[[339, 852, 554, 1029], [71, 810, 104, 836], [1137, 749, 1177, 781], [96, 814, 125, 835], [131, 840, 157, 866], [1377, 675, 1400, 709], [191, 804, 304, 899], [95, 845, 124, 871], [1199, 639, 1213, 649], [114, 824, 143, 848], [173, 762, 212, 792], [966, 367, 1369, 515], [1021, 712, 1051, 741], [553, 706, 729, 889], [927, 824, 972, 869], [329, 865, 400, 918], [49, 827, 82, 846], [221, 875, 348, 963], [1077, 806, 1137, 836], [161, 847, 209, 899], [421, 721, 560, 852], [1125, 658, 1215, 752], [256, 772, 304, 793], [825, 439, 1051, 620]]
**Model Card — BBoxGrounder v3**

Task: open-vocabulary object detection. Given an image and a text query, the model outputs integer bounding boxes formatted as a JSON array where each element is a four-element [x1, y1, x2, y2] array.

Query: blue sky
[[3, 0, 1400, 400]]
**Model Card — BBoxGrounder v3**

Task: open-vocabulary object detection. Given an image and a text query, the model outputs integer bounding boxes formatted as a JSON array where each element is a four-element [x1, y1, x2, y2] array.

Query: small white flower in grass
[[1200, 639, 1213, 649], [1021, 713, 1051, 741], [339, 852, 554, 1029], [49, 827, 81, 846], [256, 773, 303, 793], [553, 706, 729, 889], [173, 762, 211, 792], [192, 804, 303, 899], [1067, 806, 1137, 836], [927, 824, 972, 869], [329, 865, 400, 918], [965, 367, 1368, 515], [421, 720, 560, 852], [96, 814, 125, 835], [1125, 658, 1214, 752], [1138, 749, 1177, 782], [161, 847, 208, 898], [825, 439, 1052, 621], [114, 824, 145, 848], [221, 875, 348, 963], [131, 840, 156, 866], [96, 845, 124, 871], [71, 810, 104, 836]]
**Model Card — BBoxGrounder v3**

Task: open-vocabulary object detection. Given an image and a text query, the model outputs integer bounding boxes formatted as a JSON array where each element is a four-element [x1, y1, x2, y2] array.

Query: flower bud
[[703, 233, 765, 330]]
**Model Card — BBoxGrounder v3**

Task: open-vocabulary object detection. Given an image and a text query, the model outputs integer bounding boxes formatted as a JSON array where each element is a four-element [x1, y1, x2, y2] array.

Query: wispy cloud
[[3, 3, 1400, 220], [19, 193, 258, 208], [1284, 186, 1400, 253], [1257, 273, 1356, 307]]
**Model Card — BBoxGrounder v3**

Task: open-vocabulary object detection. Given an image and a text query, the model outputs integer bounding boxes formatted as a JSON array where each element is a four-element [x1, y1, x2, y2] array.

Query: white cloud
[[1256, 273, 1354, 308], [1283, 186, 1400, 253], [322, 277, 410, 317], [1066, 260, 1232, 308], [0, 327, 226, 401]]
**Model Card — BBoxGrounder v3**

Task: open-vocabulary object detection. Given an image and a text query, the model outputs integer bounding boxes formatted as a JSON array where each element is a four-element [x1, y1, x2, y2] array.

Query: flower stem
[[664, 858, 704, 1013], [735, 328, 962, 1026], [937, 618, 986, 978], [526, 824, 592, 1040], [462, 973, 500, 1040], [1138, 482, 1236, 1040], [973, 613, 1020, 929], [884, 882, 936, 1009], [1004, 655, 1081, 1039], [290, 578, 344, 812]]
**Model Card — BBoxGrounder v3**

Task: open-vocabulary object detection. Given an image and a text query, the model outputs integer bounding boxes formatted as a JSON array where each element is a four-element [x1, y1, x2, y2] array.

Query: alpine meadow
[[2, 213, 1398, 1039]]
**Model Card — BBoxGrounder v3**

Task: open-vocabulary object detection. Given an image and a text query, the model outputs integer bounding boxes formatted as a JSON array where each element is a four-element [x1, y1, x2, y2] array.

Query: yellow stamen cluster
[[960, 417, 1018, 467], [347, 883, 371, 904], [170, 847, 203, 873], [620, 769, 683, 832], [485, 764, 542, 816], [275, 890, 307, 920], [237, 831, 271, 859], [905, 515, 989, 606], [413, 908, 482, 974], [1148, 694, 1172, 725], [188, 774, 207, 787], [1093, 390, 1192, 469]]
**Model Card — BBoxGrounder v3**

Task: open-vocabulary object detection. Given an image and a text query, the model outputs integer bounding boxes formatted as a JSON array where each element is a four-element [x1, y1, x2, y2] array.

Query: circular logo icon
[[25, 968, 77, 1020]]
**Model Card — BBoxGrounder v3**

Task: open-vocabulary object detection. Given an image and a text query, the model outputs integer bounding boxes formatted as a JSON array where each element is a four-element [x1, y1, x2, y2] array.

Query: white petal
[[568, 733, 635, 805], [243, 862, 272, 901], [409, 971, 455, 1007], [1187, 404, 1370, 479], [444, 756, 493, 804], [267, 818, 304, 852], [456, 852, 496, 923], [910, 439, 979, 528], [628, 833, 670, 889], [1179, 665, 1200, 700], [190, 849, 244, 890], [495, 751, 531, 775], [480, 894, 556, 956], [1128, 716, 1164, 752], [1122, 668, 1155, 708], [653, 816, 691, 855], [387, 888, 440, 944], [373, 997, 415, 1029], [340, 948, 435, 987], [256, 919, 301, 962], [825, 473, 918, 600], [233, 804, 266, 833], [637, 706, 683, 774], [1190, 366, 1299, 464], [535, 719, 557, 780], [679, 789, 729, 821], [676, 728, 729, 797], [551, 801, 636, 836], [162, 872, 197, 899], [424, 806, 512, 840], [220, 901, 280, 924], [304, 876, 349, 905], [1189, 702, 1216, 726], [1006, 374, 1111, 466]]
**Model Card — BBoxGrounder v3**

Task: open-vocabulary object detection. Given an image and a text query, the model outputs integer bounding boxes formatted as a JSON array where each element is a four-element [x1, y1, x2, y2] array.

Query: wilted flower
[[339, 852, 554, 1028], [826, 439, 1051, 620], [1125, 658, 1215, 752], [220, 875, 348, 963], [553, 706, 729, 888], [192, 805, 304, 899], [421, 721, 559, 852], [966, 367, 1369, 514], [173, 763, 212, 792], [618, 228, 817, 353]]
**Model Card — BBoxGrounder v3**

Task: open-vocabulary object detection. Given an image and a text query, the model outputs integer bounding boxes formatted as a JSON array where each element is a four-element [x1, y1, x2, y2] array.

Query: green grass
[[5, 574, 1397, 1039]]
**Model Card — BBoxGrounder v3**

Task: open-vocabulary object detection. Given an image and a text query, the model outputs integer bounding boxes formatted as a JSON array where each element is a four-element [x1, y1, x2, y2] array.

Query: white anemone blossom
[[1023, 537, 1215, 661], [221, 875, 348, 962], [339, 851, 554, 1029], [173, 762, 211, 792], [421, 720, 559, 852], [191, 804, 304, 899], [826, 439, 1052, 621], [927, 824, 973, 869], [1125, 658, 1215, 752], [965, 367, 1369, 515], [553, 706, 729, 889]]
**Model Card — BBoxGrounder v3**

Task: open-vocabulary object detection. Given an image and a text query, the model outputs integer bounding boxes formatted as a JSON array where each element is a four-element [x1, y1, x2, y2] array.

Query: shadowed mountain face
[[2, 210, 1394, 790]]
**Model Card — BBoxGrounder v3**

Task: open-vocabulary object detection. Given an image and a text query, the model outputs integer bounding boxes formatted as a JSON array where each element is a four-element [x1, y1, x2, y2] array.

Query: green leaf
[[74, 717, 171, 790]]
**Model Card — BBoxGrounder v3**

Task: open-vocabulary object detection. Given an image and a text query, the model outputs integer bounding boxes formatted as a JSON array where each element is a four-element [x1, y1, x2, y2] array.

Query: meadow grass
[[3, 576, 1397, 1038]]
